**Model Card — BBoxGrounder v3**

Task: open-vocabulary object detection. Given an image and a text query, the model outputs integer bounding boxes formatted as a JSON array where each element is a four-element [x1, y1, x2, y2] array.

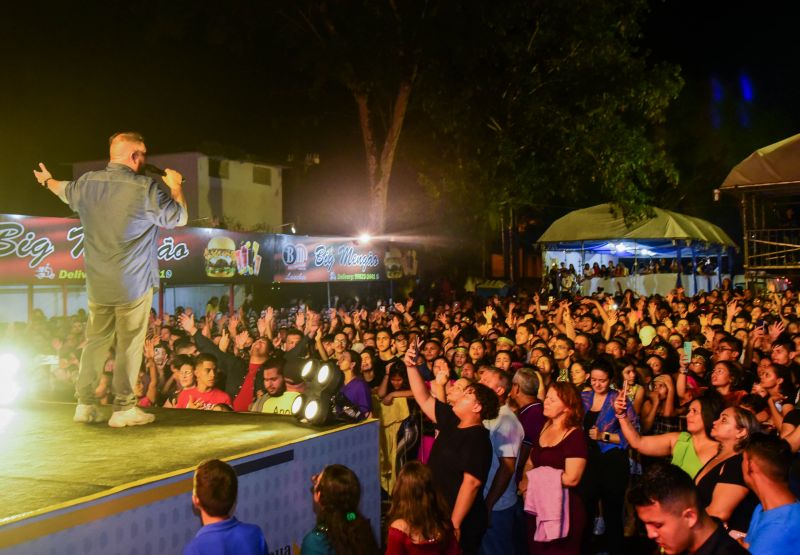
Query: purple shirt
[[341, 378, 373, 417], [518, 401, 545, 448]]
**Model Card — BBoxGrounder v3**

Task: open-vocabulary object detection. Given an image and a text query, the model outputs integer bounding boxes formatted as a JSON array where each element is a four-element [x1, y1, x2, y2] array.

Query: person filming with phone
[[404, 338, 498, 554], [580, 357, 638, 554]]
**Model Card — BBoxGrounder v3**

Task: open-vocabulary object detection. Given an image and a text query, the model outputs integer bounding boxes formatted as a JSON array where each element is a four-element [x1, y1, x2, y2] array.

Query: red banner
[[0, 214, 268, 285], [0, 215, 403, 285]]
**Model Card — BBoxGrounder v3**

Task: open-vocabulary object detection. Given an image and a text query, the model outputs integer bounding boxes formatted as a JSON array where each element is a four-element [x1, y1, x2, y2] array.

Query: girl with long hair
[[302, 464, 380, 555], [695, 406, 762, 532], [385, 461, 460, 554], [710, 361, 746, 407]]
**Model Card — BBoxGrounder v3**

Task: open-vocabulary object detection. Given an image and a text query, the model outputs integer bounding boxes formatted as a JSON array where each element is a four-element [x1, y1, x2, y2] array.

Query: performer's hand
[[162, 168, 184, 189], [33, 163, 53, 186]]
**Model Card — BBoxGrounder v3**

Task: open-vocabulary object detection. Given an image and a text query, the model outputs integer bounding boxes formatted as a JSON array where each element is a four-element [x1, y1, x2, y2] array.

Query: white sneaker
[[108, 406, 156, 428], [73, 404, 106, 423]]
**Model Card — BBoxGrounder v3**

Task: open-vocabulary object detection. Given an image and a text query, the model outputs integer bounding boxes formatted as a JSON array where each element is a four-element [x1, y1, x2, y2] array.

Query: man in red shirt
[[180, 313, 270, 411], [177, 354, 232, 410]]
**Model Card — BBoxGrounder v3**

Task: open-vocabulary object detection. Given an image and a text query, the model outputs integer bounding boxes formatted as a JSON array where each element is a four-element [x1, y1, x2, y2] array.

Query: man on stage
[[34, 131, 187, 427]]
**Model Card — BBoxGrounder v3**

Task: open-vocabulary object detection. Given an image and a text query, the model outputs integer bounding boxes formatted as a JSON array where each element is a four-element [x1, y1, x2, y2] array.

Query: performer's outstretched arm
[[33, 163, 68, 203]]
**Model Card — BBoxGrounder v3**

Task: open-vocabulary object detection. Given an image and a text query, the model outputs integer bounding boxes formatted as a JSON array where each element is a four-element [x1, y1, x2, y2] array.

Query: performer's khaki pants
[[76, 289, 153, 410]]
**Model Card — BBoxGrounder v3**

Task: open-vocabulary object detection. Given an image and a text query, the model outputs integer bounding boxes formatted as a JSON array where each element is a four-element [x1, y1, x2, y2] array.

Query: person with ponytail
[[302, 465, 380, 555]]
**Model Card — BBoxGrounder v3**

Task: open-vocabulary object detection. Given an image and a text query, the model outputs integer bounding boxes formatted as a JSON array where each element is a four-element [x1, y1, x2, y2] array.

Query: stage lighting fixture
[[0, 353, 22, 406], [317, 363, 331, 384], [304, 400, 320, 420], [358, 233, 371, 244], [290, 359, 344, 425], [291, 394, 305, 416], [301, 360, 315, 380]]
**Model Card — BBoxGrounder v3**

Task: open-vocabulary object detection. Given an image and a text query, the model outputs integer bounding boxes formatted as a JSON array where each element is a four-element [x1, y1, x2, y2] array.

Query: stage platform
[[0, 402, 379, 554]]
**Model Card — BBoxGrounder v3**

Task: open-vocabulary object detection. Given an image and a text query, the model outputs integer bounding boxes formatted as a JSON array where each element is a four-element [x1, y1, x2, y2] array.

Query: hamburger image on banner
[[204, 236, 237, 278]]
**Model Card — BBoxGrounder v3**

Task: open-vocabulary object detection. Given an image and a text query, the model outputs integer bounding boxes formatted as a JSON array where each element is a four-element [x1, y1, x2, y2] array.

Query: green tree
[[286, 0, 438, 233], [408, 0, 683, 232]]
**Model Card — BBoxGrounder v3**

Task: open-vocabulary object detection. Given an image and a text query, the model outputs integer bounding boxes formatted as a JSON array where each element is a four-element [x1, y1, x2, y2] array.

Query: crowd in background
[[11, 280, 800, 554]]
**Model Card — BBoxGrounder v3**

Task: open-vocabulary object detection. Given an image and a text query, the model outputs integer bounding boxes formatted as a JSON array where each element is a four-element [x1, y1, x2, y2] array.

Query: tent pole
[[691, 243, 698, 295], [717, 246, 723, 289], [676, 243, 682, 290], [581, 241, 585, 277]]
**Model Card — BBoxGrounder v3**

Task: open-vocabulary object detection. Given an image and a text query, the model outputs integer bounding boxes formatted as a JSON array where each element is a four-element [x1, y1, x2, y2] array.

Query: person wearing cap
[[496, 336, 515, 353], [639, 325, 658, 350]]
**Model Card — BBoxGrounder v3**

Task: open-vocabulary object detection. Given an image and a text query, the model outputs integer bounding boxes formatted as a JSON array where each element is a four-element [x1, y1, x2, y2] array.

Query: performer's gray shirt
[[64, 163, 187, 305]]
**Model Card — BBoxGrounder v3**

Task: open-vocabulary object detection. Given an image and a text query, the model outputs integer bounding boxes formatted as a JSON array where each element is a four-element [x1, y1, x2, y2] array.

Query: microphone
[[144, 163, 167, 176], [145, 163, 185, 184]]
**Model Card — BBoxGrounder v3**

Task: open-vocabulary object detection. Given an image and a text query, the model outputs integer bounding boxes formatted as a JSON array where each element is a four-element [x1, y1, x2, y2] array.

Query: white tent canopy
[[537, 203, 737, 252], [721, 132, 800, 192]]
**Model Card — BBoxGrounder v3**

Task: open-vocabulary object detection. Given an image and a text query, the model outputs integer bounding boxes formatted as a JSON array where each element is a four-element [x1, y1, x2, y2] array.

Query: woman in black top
[[695, 406, 761, 533], [404, 342, 499, 555]]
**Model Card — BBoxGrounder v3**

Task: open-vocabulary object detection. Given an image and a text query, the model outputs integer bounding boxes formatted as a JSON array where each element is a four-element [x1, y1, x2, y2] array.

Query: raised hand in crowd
[[218, 328, 231, 353], [647, 299, 658, 323], [305, 310, 320, 337], [227, 313, 240, 337], [201, 315, 213, 338], [257, 313, 269, 339], [234, 330, 250, 353], [768, 320, 785, 342], [749, 324, 767, 351], [179, 312, 197, 336], [143, 335, 156, 360]]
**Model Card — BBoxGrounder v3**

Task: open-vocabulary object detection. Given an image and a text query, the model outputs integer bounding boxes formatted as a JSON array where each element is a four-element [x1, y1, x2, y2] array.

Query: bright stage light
[[304, 400, 320, 421], [301, 360, 315, 379], [0, 353, 21, 374], [0, 353, 22, 405], [358, 233, 371, 244], [317, 364, 331, 385], [291, 395, 304, 416]]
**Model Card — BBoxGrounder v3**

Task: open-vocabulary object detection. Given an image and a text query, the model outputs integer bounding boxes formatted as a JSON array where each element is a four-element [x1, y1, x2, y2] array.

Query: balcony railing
[[746, 227, 800, 269]]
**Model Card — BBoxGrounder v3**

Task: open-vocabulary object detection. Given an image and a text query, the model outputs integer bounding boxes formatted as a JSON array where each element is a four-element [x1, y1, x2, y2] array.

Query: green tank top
[[671, 431, 703, 478]]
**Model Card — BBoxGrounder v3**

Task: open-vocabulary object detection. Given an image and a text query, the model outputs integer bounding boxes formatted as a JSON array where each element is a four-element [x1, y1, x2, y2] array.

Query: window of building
[[252, 166, 272, 186], [208, 159, 229, 179]]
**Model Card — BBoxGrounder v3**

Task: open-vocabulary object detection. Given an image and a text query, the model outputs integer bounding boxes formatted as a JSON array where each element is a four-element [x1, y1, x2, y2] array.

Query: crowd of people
[[15, 282, 800, 554], [546, 257, 726, 297]]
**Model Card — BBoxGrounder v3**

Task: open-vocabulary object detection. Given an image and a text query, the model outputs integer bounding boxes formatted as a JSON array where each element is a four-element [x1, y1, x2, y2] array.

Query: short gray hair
[[513, 367, 540, 396]]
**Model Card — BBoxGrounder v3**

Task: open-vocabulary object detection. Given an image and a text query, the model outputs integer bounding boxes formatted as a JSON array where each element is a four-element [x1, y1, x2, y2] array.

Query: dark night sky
[[3, 1, 800, 230]]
